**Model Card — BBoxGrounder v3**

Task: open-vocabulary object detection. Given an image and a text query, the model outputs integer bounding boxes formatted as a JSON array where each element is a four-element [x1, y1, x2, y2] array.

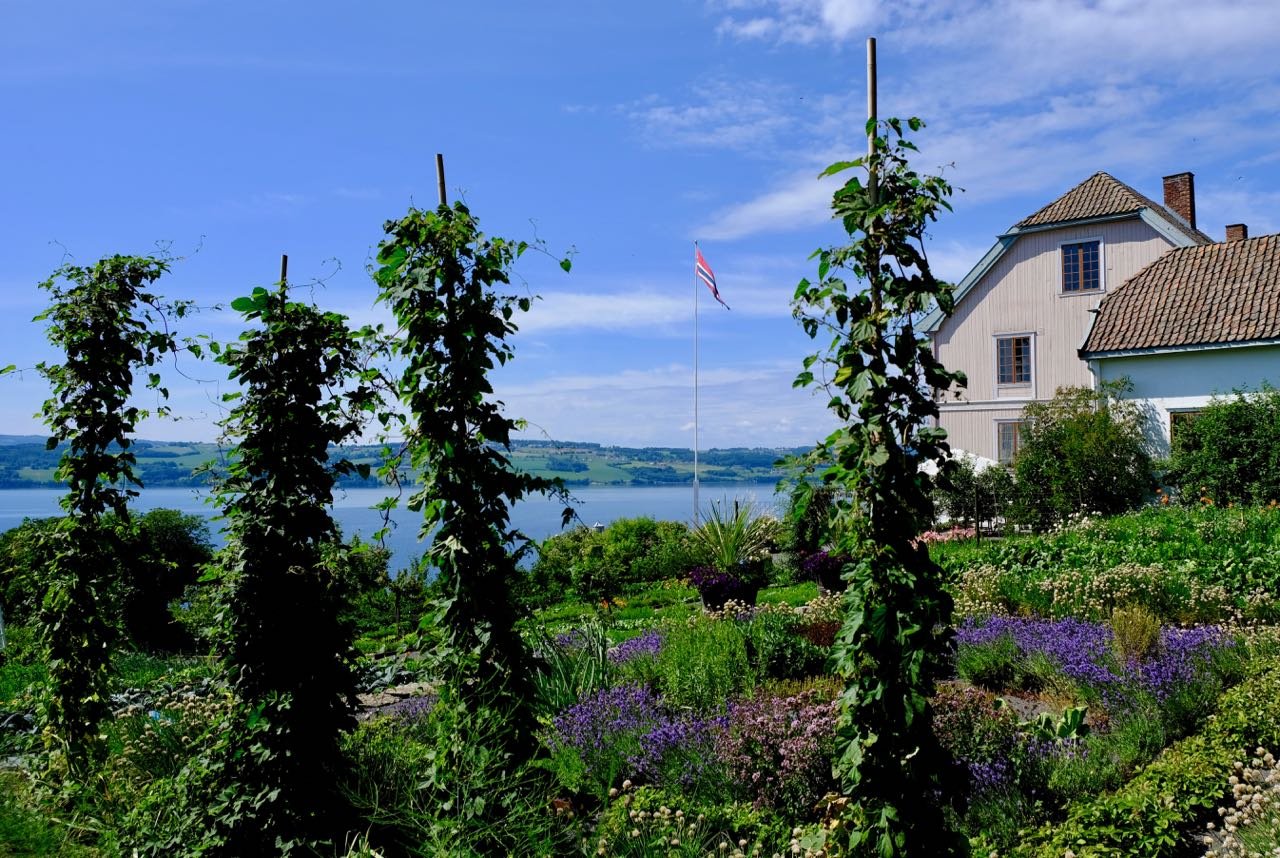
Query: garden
[[7, 500, 1280, 856], [3, 119, 1280, 857]]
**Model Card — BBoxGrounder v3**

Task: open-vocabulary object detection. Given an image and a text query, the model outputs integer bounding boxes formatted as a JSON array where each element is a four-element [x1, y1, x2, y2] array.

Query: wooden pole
[[866, 36, 881, 316], [867, 37, 878, 208], [280, 254, 288, 286], [435, 153, 448, 207]]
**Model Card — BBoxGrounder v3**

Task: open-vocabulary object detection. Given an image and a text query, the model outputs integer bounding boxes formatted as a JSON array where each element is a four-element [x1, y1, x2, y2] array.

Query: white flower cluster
[[1201, 747, 1280, 858]]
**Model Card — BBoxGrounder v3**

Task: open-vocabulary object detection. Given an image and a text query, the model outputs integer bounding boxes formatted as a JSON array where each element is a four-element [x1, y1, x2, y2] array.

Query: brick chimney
[[1226, 223, 1249, 242], [1162, 172, 1196, 230]]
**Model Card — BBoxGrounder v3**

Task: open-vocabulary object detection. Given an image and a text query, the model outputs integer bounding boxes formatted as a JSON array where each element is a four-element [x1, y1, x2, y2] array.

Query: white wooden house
[[922, 171, 1212, 462]]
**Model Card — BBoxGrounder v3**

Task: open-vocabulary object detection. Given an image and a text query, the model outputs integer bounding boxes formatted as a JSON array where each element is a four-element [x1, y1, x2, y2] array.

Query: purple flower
[[628, 714, 724, 787], [549, 684, 662, 757], [609, 630, 663, 664], [956, 617, 1235, 706], [379, 693, 438, 723], [714, 689, 838, 816], [966, 757, 1014, 795]]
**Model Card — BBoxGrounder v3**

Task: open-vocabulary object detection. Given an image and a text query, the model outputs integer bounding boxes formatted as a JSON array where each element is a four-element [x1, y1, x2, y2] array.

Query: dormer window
[[1062, 240, 1101, 292]]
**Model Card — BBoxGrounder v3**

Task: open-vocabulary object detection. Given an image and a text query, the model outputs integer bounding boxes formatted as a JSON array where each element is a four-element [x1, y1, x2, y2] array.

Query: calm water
[[0, 483, 783, 573]]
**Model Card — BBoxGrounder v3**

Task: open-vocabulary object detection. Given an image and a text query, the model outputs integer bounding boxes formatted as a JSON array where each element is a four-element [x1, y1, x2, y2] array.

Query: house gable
[[922, 172, 1211, 334]]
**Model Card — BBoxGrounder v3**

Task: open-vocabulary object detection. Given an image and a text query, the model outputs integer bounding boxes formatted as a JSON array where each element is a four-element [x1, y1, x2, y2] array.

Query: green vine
[[203, 282, 375, 853], [373, 201, 571, 760], [31, 255, 185, 782], [792, 119, 968, 856]]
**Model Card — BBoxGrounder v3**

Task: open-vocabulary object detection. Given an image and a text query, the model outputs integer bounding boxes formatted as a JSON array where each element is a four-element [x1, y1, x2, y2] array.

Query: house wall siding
[[1095, 345, 1280, 456], [932, 217, 1176, 460]]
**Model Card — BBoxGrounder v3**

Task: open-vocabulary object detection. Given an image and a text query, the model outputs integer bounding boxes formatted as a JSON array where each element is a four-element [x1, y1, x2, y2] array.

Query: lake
[[0, 483, 785, 572]]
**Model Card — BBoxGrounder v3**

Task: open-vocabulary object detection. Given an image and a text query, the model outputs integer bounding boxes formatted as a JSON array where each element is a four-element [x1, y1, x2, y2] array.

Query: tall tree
[[792, 118, 968, 856]]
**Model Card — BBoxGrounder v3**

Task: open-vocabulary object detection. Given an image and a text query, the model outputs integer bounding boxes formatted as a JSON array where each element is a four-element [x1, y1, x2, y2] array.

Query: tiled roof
[[1083, 233, 1280, 353], [1014, 172, 1214, 245]]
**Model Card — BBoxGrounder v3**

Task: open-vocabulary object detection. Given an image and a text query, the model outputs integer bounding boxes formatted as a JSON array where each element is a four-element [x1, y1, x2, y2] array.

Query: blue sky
[[3, 1, 1279, 449]]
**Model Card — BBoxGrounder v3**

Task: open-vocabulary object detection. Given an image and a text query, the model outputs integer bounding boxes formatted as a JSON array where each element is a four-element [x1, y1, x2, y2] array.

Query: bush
[[655, 617, 753, 714], [1167, 385, 1280, 506], [1005, 663, 1280, 857], [714, 687, 838, 818], [1011, 381, 1153, 530], [932, 456, 1016, 530], [528, 518, 696, 608]]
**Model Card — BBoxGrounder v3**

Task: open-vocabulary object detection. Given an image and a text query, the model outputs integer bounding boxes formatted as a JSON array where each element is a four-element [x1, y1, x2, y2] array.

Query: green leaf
[[559, 257, 572, 273], [230, 296, 256, 313], [0, 364, 14, 375], [820, 160, 861, 178]]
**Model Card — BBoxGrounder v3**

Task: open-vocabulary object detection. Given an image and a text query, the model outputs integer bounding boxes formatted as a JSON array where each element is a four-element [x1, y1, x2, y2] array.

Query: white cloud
[[502, 361, 837, 448], [690, 0, 1280, 241], [698, 166, 843, 240], [623, 80, 798, 152]]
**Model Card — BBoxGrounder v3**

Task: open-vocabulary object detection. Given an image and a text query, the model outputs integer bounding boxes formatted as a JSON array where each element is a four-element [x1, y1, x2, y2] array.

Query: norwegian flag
[[695, 246, 729, 309]]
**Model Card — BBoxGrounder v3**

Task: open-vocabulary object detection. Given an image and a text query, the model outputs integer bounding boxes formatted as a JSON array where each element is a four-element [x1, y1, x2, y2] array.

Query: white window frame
[[1059, 236, 1105, 295], [994, 420, 1025, 465], [993, 332, 1035, 395]]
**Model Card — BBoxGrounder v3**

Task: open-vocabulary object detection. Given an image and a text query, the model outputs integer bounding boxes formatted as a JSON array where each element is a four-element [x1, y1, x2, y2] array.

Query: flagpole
[[693, 241, 700, 526]]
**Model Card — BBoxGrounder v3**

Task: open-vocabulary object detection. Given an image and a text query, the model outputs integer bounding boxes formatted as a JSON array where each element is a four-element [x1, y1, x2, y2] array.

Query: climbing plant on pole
[[205, 277, 375, 854], [31, 255, 183, 783], [372, 199, 571, 762], [792, 118, 968, 856]]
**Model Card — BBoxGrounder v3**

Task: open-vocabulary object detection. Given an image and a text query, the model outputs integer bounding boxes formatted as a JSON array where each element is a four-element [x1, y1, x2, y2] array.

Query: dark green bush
[[1167, 385, 1280, 506], [528, 517, 695, 607], [933, 457, 1016, 529], [1011, 382, 1153, 530]]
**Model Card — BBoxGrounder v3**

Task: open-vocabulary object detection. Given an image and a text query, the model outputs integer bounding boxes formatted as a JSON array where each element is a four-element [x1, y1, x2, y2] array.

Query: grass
[[0, 773, 108, 857]]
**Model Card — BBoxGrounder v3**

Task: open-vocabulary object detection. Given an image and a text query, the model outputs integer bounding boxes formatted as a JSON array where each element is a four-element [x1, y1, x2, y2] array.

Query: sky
[[3, 0, 1279, 450]]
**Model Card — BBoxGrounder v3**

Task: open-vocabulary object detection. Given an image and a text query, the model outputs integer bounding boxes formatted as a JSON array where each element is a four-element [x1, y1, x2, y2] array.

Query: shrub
[[714, 687, 838, 818], [1111, 603, 1161, 663], [743, 611, 828, 681], [1005, 664, 1280, 857], [654, 617, 753, 714], [781, 483, 838, 556], [933, 456, 1016, 530], [528, 518, 696, 608], [1012, 381, 1153, 530], [1167, 385, 1280, 506]]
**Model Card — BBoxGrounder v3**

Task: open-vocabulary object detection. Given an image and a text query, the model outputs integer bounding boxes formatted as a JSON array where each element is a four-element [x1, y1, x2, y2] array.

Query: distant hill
[[0, 435, 46, 446], [0, 435, 806, 489]]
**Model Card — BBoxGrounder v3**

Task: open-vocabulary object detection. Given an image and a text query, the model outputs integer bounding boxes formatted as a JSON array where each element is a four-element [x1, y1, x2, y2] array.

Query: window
[[1062, 240, 1101, 292], [1169, 410, 1202, 449], [996, 335, 1032, 385], [997, 421, 1024, 464]]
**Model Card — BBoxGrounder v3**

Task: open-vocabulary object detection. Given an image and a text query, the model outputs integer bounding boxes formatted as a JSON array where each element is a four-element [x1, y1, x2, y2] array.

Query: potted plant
[[800, 549, 849, 595], [688, 499, 774, 611]]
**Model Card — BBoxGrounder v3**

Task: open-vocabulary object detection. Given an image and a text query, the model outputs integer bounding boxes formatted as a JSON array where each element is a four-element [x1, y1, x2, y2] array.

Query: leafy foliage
[[1012, 381, 1152, 529], [791, 118, 968, 855], [932, 457, 1015, 530], [372, 200, 571, 773], [1167, 384, 1280, 506], [527, 517, 696, 608], [202, 282, 375, 853], [32, 255, 185, 781]]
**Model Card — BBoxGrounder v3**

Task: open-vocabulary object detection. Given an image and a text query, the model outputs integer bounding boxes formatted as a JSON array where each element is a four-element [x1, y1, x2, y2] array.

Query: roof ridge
[[1012, 171, 1212, 245]]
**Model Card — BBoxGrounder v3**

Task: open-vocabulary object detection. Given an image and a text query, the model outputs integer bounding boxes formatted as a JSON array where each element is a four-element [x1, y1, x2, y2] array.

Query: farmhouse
[[922, 171, 1214, 462]]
